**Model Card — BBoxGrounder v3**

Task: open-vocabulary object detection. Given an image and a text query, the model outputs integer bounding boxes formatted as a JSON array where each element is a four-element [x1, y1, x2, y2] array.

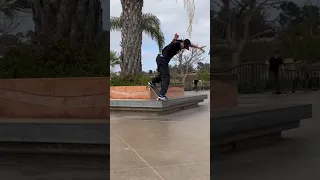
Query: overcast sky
[[110, 0, 210, 71]]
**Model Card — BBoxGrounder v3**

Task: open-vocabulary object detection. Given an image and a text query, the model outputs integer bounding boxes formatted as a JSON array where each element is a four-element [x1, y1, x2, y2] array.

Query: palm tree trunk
[[31, 0, 103, 47], [120, 0, 143, 76]]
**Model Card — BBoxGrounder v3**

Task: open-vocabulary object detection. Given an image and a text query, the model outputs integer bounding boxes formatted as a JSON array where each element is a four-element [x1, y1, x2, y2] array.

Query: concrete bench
[[111, 94, 207, 115], [211, 104, 312, 152], [0, 120, 109, 155]]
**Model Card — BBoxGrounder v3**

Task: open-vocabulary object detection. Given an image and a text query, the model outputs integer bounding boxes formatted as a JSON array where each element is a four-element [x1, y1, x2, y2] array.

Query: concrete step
[[0, 122, 109, 155], [110, 94, 208, 115], [211, 103, 312, 152]]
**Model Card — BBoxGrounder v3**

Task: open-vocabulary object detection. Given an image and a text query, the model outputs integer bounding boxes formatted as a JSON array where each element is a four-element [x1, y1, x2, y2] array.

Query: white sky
[[110, 0, 210, 71]]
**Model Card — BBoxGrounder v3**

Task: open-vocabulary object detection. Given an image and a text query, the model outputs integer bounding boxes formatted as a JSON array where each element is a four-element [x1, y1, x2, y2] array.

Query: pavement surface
[[2, 90, 318, 179], [0, 154, 109, 180], [110, 91, 210, 180], [212, 91, 320, 180]]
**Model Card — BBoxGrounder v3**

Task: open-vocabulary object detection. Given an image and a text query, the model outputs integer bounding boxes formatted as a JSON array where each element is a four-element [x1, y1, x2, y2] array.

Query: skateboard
[[148, 86, 163, 100]]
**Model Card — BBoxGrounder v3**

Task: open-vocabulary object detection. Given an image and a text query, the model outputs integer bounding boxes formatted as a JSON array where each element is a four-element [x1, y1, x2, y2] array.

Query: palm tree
[[0, 0, 29, 34], [0, 0, 28, 18], [1, 0, 104, 47], [111, 13, 165, 74], [110, 50, 120, 67], [119, 0, 195, 75]]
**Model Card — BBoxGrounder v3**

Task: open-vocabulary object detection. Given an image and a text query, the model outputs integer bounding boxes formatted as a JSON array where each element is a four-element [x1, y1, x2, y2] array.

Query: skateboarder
[[148, 33, 206, 100], [267, 51, 284, 94]]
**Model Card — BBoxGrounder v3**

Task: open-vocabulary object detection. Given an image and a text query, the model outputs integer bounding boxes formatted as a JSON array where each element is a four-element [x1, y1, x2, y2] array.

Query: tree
[[172, 47, 205, 85], [110, 13, 165, 74], [0, 0, 29, 18], [212, 0, 279, 67], [1, 0, 105, 47], [0, 16, 19, 34], [30, 0, 103, 48], [0, 0, 29, 34], [110, 50, 120, 67], [279, 1, 320, 35], [119, 0, 196, 76], [196, 62, 210, 81], [278, 1, 320, 64], [197, 62, 210, 71]]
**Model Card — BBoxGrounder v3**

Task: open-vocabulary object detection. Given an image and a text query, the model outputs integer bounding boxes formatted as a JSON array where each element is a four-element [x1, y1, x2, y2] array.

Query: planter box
[[211, 73, 238, 109], [0, 77, 109, 119], [110, 85, 184, 99]]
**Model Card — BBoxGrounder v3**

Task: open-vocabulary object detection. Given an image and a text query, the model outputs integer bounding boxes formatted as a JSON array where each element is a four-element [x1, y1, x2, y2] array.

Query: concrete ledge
[[0, 142, 109, 156], [0, 123, 109, 144], [211, 104, 312, 152], [0, 122, 109, 155], [111, 94, 207, 115]]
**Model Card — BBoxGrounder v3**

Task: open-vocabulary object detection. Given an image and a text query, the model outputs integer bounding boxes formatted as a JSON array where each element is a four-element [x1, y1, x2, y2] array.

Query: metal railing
[[213, 62, 320, 93]]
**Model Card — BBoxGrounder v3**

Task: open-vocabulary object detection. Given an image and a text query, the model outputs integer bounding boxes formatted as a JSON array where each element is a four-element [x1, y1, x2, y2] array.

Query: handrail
[[211, 62, 320, 93]]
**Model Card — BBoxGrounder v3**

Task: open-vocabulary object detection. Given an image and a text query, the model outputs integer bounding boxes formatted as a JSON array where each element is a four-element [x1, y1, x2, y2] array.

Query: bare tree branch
[[212, 0, 278, 66], [172, 47, 206, 84]]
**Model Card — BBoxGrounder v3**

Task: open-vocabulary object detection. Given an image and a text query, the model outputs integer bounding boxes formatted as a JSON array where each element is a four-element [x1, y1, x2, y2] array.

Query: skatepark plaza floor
[[110, 91, 210, 180]]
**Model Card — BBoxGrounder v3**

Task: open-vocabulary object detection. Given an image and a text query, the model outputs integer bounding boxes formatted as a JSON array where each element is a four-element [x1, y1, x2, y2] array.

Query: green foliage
[[110, 74, 150, 86], [111, 13, 165, 52], [110, 50, 120, 67], [278, 24, 320, 64], [0, 38, 109, 78], [110, 74, 184, 86], [197, 70, 210, 81]]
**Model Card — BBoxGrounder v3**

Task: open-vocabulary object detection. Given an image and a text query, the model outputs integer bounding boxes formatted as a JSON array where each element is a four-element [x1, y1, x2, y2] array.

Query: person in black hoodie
[[267, 51, 284, 94], [148, 33, 205, 100]]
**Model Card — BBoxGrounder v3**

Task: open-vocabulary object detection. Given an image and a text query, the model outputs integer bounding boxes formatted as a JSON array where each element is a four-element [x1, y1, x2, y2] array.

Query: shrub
[[110, 74, 184, 86], [110, 74, 150, 86], [0, 38, 109, 78]]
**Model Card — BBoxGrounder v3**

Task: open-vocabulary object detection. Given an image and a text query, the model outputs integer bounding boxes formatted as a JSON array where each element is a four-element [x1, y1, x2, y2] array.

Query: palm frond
[[0, 0, 29, 19], [111, 13, 165, 52], [110, 16, 122, 31], [158, 0, 195, 37], [110, 50, 120, 67], [141, 13, 165, 52]]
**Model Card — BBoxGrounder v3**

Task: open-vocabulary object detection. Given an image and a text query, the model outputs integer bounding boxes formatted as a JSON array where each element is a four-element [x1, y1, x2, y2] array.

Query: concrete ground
[[2, 90, 318, 179], [0, 154, 109, 180], [110, 91, 210, 180], [0, 120, 109, 179], [212, 91, 320, 180]]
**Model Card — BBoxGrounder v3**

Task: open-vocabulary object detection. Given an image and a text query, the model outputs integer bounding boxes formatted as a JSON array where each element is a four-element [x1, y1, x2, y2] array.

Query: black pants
[[151, 54, 170, 96], [194, 84, 198, 91], [270, 70, 280, 93]]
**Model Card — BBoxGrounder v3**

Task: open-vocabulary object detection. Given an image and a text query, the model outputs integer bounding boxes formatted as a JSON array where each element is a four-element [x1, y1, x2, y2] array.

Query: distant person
[[193, 79, 199, 91], [267, 51, 284, 94], [148, 33, 206, 100]]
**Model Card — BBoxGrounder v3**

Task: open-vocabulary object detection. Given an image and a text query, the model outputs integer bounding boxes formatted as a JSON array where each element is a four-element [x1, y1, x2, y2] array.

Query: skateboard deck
[[148, 86, 161, 100]]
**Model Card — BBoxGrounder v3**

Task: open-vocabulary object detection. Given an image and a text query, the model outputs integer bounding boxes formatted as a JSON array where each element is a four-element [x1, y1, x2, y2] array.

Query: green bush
[[197, 70, 210, 81], [110, 74, 184, 86], [0, 38, 109, 78], [110, 75, 150, 86]]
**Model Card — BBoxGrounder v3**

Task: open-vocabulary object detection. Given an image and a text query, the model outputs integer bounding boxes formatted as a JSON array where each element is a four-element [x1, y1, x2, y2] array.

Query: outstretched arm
[[190, 44, 206, 52]]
